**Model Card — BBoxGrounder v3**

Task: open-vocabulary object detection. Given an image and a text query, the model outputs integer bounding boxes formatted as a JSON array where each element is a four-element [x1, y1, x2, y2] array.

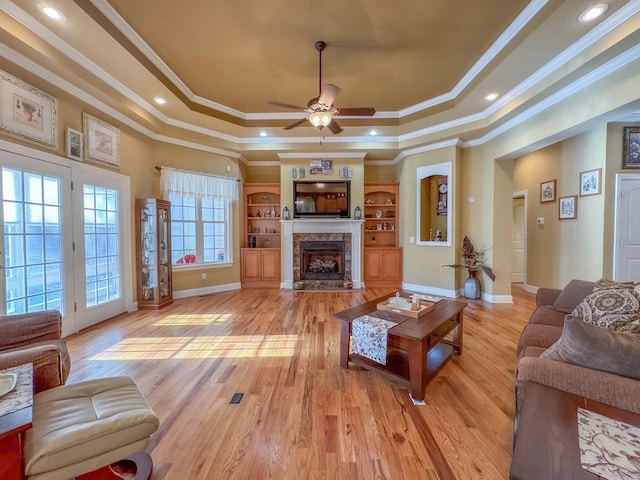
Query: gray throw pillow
[[540, 316, 640, 380], [551, 279, 595, 313]]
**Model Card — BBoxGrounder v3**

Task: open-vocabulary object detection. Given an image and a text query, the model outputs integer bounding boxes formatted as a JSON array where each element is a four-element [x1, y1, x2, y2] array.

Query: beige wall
[[365, 165, 397, 183], [398, 147, 459, 291], [513, 128, 607, 289]]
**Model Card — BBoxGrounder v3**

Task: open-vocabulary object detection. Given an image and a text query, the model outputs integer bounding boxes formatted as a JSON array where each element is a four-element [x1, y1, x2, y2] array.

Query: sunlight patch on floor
[[90, 335, 299, 360], [152, 313, 233, 326]]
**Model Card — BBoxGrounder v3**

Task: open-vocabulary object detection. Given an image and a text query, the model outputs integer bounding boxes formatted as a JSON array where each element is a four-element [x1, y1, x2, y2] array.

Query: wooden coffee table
[[334, 293, 466, 402], [510, 381, 640, 479]]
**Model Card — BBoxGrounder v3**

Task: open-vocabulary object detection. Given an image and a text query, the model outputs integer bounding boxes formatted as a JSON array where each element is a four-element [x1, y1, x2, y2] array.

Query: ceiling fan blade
[[283, 118, 308, 130], [327, 119, 343, 134], [269, 101, 304, 110], [319, 84, 340, 106], [336, 107, 376, 116]]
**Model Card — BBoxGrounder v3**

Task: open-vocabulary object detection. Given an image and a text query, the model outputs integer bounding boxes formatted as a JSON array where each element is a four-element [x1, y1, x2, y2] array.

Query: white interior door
[[512, 195, 526, 283], [0, 151, 76, 336], [614, 175, 640, 283]]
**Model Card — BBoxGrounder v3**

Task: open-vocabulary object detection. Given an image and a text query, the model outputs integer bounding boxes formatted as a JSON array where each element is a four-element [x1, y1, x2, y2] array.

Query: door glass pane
[[2, 168, 64, 315], [83, 184, 121, 308]]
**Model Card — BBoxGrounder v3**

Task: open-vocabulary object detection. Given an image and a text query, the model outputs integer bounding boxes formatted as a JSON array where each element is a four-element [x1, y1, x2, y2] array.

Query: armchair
[[0, 311, 70, 393]]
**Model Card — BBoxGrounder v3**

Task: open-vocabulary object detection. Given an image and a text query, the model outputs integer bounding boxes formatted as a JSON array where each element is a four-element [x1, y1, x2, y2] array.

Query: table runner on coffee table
[[351, 315, 397, 365]]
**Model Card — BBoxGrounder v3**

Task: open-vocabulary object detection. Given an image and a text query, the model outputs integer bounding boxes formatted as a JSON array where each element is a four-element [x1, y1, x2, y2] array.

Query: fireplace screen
[[300, 241, 345, 280]]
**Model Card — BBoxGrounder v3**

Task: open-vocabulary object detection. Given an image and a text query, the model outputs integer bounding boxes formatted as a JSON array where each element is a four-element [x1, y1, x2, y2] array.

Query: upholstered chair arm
[[0, 311, 63, 350], [0, 341, 70, 394]]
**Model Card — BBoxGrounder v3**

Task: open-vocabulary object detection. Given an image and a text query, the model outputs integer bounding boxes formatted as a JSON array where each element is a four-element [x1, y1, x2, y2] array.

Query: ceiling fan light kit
[[308, 111, 332, 129], [270, 40, 375, 134]]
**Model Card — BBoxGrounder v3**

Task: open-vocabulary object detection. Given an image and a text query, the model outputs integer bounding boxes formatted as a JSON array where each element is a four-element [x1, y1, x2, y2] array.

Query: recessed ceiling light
[[368, 129, 379, 136], [153, 97, 167, 105], [39, 5, 66, 20], [258, 131, 268, 137], [484, 92, 500, 102], [578, 4, 609, 23]]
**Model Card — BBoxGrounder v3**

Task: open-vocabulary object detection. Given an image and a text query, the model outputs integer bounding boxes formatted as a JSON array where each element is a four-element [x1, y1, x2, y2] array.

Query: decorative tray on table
[[376, 293, 441, 318]]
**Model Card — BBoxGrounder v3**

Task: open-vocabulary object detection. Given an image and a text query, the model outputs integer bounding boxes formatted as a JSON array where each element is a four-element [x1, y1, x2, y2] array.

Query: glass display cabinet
[[135, 198, 173, 309]]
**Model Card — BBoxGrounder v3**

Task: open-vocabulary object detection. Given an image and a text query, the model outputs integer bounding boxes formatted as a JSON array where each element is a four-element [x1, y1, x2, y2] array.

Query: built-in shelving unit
[[363, 183, 402, 288], [241, 183, 281, 287]]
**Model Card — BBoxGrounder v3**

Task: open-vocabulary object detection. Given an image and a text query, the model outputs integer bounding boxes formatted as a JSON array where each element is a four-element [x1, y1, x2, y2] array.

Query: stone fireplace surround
[[281, 219, 364, 289]]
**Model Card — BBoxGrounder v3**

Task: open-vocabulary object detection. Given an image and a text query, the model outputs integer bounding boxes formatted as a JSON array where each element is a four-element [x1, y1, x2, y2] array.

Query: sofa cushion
[[528, 305, 566, 327], [516, 323, 562, 357], [571, 279, 640, 332], [540, 316, 640, 381], [551, 279, 595, 313]]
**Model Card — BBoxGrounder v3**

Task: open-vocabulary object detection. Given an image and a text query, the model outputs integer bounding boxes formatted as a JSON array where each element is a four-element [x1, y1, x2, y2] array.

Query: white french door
[[0, 151, 75, 336], [72, 167, 130, 330], [0, 145, 132, 336]]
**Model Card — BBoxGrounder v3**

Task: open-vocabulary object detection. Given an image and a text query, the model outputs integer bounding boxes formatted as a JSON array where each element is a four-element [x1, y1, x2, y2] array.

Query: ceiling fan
[[269, 41, 375, 134]]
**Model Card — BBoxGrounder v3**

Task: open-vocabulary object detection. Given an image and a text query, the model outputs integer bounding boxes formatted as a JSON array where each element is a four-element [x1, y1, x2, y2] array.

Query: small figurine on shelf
[[282, 206, 290, 220], [354, 206, 362, 219]]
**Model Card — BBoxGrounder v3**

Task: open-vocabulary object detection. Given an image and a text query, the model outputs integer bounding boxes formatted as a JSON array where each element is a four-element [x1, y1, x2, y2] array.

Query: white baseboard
[[173, 282, 241, 299], [523, 283, 538, 294], [401, 282, 457, 299]]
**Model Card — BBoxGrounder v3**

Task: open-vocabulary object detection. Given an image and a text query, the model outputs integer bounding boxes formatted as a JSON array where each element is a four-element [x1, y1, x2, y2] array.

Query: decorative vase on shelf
[[464, 270, 482, 299]]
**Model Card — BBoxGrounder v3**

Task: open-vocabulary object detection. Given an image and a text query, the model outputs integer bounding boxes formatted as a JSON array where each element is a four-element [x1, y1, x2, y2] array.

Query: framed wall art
[[540, 179, 556, 203], [65, 128, 83, 161], [623, 126, 640, 169], [579, 168, 601, 196], [83, 113, 120, 167], [559, 195, 577, 220], [309, 160, 322, 174], [0, 69, 58, 149]]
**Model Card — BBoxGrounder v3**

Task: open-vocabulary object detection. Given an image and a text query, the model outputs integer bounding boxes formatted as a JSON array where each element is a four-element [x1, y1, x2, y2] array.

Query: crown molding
[[278, 152, 367, 160], [1, 0, 638, 163]]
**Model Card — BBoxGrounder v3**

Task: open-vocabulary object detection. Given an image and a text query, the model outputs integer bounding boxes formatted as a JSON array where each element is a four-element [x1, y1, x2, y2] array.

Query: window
[[161, 168, 237, 266]]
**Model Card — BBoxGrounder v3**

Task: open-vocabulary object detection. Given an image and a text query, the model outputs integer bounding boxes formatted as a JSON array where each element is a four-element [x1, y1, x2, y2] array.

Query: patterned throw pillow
[[571, 279, 640, 332]]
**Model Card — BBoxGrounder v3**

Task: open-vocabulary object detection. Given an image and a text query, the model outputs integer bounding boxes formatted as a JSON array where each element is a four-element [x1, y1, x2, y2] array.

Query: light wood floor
[[65, 286, 535, 480]]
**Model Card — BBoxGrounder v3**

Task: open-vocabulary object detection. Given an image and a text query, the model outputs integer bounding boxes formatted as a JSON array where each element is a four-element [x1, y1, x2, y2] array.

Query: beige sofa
[[515, 281, 640, 416]]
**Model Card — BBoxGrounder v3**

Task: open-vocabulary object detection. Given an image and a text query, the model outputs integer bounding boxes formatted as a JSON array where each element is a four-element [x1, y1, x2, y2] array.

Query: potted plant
[[443, 235, 495, 299]]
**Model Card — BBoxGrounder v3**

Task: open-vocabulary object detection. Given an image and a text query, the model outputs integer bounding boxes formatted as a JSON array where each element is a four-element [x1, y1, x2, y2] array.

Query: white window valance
[[160, 167, 238, 200]]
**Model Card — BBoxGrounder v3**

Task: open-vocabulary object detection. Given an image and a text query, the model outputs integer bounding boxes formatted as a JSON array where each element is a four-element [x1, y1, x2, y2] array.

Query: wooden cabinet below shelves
[[364, 247, 402, 288], [241, 248, 280, 287]]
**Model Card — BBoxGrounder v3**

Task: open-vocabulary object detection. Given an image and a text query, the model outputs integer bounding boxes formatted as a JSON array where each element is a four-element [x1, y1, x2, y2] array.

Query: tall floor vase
[[464, 270, 482, 299]]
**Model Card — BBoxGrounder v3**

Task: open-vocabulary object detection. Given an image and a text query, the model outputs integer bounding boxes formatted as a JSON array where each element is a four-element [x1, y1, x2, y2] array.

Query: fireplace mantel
[[281, 219, 364, 289]]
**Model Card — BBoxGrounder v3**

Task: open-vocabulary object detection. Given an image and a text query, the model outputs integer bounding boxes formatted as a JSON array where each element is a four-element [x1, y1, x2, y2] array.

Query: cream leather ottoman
[[23, 376, 159, 480]]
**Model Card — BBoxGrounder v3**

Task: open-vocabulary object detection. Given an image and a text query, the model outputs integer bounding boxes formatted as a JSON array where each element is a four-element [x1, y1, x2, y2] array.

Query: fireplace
[[281, 219, 364, 289], [300, 241, 345, 280]]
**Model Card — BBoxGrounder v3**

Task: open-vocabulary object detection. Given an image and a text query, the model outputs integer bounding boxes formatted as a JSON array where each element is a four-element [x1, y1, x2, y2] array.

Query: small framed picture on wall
[[559, 195, 577, 220], [540, 179, 556, 203], [579, 168, 601, 196], [65, 128, 83, 161], [623, 126, 640, 168]]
